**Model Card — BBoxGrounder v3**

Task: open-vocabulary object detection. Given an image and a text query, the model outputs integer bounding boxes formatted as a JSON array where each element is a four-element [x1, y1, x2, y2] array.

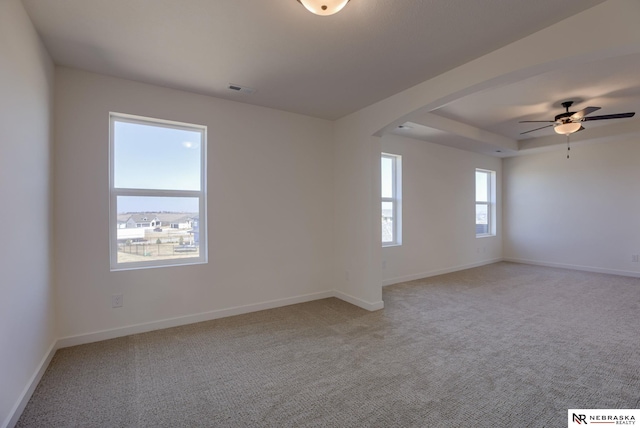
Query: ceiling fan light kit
[[554, 122, 582, 135], [297, 0, 350, 16]]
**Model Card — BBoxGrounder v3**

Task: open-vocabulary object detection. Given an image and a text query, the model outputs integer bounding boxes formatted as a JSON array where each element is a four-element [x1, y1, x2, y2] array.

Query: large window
[[475, 169, 496, 237], [381, 153, 402, 246], [109, 113, 207, 270]]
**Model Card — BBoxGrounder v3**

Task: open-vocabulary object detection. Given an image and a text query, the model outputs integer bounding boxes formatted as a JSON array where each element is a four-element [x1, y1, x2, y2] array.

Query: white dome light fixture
[[554, 121, 582, 135], [297, 0, 351, 16]]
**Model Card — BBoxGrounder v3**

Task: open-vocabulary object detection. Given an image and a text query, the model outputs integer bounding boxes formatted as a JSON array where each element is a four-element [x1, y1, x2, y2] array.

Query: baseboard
[[9, 288, 380, 426], [3, 339, 58, 428], [503, 257, 640, 278], [8, 259, 636, 427], [381, 258, 503, 286], [57, 290, 335, 349], [333, 290, 384, 311]]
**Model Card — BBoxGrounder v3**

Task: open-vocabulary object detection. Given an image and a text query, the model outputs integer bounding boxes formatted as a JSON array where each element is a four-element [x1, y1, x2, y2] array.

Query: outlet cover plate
[[112, 294, 123, 308]]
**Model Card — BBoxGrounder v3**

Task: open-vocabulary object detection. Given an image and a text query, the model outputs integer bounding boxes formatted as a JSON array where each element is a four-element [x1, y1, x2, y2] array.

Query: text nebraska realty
[[578, 414, 636, 424]]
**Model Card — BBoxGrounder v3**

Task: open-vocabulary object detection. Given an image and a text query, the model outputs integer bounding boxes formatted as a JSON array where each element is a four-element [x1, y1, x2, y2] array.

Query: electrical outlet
[[382, 260, 387, 269], [632, 255, 639, 263], [112, 294, 123, 308]]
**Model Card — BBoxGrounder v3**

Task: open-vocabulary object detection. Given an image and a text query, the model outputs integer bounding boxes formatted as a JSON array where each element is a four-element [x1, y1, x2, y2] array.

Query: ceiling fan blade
[[575, 125, 585, 133], [518, 120, 555, 123], [520, 124, 553, 135], [570, 106, 600, 121], [582, 112, 635, 121]]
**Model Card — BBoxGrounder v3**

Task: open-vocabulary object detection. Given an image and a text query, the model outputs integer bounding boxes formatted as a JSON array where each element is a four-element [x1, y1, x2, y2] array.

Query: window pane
[[476, 203, 488, 235], [114, 120, 202, 190], [382, 201, 394, 243], [476, 171, 488, 202], [116, 196, 200, 264], [381, 156, 393, 198]]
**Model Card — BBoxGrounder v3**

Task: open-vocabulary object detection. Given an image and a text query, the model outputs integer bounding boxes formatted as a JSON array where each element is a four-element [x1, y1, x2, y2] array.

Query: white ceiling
[[434, 53, 640, 141], [24, 0, 640, 157], [391, 52, 640, 156], [23, 0, 606, 121]]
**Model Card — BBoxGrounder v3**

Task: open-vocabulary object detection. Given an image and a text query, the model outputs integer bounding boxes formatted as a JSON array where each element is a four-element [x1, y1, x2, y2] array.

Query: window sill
[[382, 243, 402, 248], [111, 259, 207, 272], [476, 234, 496, 239]]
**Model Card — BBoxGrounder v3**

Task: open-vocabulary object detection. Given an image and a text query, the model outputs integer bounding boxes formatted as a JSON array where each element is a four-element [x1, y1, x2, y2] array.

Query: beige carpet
[[17, 262, 640, 427]]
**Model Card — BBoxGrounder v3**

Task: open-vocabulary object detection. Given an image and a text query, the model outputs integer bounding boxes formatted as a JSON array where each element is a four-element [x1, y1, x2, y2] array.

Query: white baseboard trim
[[333, 290, 384, 311], [503, 258, 640, 278], [13, 257, 631, 426], [57, 290, 335, 349], [8, 288, 381, 426], [3, 339, 58, 428], [382, 258, 503, 286]]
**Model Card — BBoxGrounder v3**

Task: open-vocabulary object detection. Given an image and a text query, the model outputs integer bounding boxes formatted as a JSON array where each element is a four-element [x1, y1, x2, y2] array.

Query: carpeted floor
[[17, 262, 640, 427]]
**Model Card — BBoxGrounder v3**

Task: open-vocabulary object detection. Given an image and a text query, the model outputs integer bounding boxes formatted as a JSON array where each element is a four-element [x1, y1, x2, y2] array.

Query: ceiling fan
[[519, 101, 635, 135]]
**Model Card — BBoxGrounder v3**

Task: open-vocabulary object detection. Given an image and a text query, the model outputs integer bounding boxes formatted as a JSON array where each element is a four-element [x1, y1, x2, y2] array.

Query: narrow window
[[109, 113, 207, 270], [475, 169, 496, 237], [381, 153, 402, 246]]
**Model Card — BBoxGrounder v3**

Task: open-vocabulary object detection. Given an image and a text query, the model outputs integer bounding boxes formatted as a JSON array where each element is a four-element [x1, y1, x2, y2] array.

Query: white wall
[[381, 135, 502, 285], [332, 1, 640, 309], [503, 139, 640, 276], [332, 123, 384, 310], [4, 1, 640, 424], [0, 1, 55, 426], [54, 68, 335, 340]]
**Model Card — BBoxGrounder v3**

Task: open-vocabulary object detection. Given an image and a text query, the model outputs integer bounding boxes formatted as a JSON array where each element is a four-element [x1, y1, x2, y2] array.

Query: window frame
[[109, 112, 207, 271], [381, 152, 402, 247], [475, 168, 496, 238]]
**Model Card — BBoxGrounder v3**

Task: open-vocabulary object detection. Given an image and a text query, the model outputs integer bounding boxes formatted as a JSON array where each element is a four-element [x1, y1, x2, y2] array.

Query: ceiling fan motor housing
[[556, 101, 576, 123], [555, 112, 574, 123]]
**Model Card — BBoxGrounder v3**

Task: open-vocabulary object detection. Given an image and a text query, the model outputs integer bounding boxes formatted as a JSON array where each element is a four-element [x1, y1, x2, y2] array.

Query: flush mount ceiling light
[[296, 0, 350, 16], [554, 121, 582, 135]]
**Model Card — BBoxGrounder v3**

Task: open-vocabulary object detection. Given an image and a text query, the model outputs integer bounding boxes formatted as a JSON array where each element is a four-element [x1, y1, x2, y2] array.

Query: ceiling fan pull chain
[[567, 135, 570, 159]]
